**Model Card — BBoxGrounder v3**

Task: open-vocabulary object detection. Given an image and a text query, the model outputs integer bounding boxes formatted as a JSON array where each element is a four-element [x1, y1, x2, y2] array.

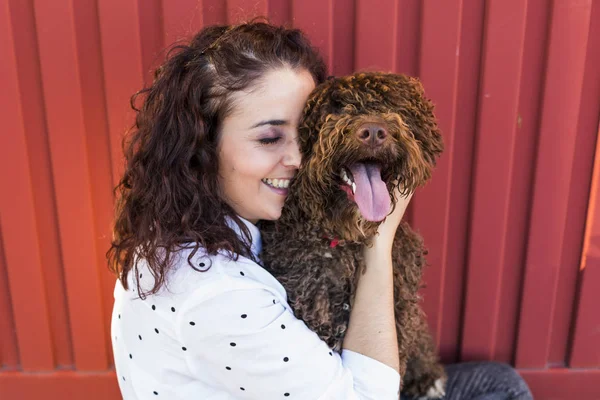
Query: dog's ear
[[385, 74, 444, 166], [298, 79, 338, 159]]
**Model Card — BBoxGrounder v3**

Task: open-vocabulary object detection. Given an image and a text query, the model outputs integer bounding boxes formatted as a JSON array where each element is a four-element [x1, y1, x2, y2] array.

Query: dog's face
[[290, 72, 444, 241]]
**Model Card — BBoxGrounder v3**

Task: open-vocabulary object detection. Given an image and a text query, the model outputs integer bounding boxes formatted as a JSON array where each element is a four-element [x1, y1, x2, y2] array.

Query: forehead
[[226, 68, 316, 121]]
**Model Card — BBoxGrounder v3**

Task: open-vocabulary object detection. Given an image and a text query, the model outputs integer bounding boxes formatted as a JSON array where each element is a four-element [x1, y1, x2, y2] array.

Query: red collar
[[323, 235, 343, 248]]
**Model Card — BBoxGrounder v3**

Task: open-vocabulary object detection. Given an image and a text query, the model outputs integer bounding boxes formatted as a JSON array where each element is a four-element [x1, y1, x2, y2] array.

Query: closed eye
[[259, 137, 282, 145]]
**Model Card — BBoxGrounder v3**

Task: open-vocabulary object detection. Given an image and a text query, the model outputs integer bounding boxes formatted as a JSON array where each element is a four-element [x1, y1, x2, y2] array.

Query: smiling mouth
[[261, 178, 291, 189], [338, 161, 391, 222]]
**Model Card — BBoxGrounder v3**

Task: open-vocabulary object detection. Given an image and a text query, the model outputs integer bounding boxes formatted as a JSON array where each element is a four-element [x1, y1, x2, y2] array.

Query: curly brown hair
[[107, 21, 327, 298], [281, 73, 443, 241]]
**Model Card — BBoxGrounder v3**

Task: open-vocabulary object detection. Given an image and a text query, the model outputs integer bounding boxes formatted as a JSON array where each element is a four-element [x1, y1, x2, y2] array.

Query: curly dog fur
[[260, 72, 445, 398]]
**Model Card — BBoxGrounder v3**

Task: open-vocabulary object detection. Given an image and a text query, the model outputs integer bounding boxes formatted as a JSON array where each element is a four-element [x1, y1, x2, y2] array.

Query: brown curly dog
[[259, 72, 445, 398]]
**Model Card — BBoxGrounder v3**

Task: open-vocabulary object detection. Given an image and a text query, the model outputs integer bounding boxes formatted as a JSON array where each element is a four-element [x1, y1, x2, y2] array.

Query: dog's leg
[[391, 222, 446, 398], [392, 264, 417, 378], [401, 314, 447, 399], [391, 222, 425, 380]]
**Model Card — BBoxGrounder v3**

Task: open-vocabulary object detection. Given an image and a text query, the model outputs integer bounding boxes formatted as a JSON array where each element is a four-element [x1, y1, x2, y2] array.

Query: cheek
[[219, 142, 281, 184], [241, 152, 279, 177]]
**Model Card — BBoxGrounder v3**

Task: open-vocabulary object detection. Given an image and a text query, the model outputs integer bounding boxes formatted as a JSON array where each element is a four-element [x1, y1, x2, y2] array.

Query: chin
[[262, 207, 283, 222]]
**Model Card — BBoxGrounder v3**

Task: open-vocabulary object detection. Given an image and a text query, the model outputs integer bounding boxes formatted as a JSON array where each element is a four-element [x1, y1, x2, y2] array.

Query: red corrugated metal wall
[[0, 0, 598, 398]]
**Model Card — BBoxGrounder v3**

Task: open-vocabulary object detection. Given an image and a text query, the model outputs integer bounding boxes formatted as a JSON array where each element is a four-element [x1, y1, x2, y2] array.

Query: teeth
[[340, 168, 354, 188], [262, 178, 290, 189], [351, 182, 356, 194]]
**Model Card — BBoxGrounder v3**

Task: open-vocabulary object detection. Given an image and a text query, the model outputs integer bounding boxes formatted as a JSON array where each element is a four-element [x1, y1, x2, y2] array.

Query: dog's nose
[[356, 124, 388, 147]]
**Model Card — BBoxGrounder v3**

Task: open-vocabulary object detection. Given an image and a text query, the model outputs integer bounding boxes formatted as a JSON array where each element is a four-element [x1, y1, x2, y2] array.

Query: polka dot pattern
[[115, 297, 317, 400], [111, 240, 400, 399]]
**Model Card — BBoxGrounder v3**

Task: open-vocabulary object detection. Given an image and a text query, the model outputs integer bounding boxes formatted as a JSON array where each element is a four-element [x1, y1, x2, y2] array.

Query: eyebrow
[[250, 119, 288, 129]]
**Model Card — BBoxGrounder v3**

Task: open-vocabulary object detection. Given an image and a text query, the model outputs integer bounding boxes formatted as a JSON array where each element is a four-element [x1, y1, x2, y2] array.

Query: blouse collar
[[226, 216, 262, 258]]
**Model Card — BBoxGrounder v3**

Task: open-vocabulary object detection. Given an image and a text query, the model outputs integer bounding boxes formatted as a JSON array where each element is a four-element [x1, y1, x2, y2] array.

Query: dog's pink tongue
[[348, 163, 391, 222]]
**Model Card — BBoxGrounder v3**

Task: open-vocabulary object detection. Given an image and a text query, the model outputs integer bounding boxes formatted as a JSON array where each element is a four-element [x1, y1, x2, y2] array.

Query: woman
[[108, 21, 533, 400]]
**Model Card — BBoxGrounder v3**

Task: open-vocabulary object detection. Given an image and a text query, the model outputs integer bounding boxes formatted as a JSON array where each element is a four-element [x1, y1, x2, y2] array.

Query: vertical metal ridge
[[565, 0, 600, 369], [547, 0, 597, 363], [0, 218, 19, 368], [266, 0, 292, 26], [161, 0, 198, 48], [393, 0, 421, 77], [499, 0, 551, 366], [0, 0, 55, 370], [72, 0, 121, 370], [330, 0, 355, 75], [33, 0, 109, 370], [227, 0, 268, 23], [440, 0, 486, 363], [354, 0, 397, 71], [200, 0, 227, 25], [137, 0, 164, 85], [7, 0, 75, 369], [97, 0, 144, 187], [515, 0, 593, 368], [461, 0, 529, 362], [414, 0, 463, 348], [291, 0, 333, 72]]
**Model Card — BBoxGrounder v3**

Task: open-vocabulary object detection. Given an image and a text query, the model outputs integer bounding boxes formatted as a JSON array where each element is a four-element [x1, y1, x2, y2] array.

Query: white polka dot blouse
[[111, 217, 400, 399]]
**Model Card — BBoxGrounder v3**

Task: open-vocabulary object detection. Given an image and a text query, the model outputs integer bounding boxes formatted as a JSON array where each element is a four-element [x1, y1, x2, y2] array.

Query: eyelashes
[[257, 127, 300, 147], [258, 136, 282, 145], [258, 127, 285, 146]]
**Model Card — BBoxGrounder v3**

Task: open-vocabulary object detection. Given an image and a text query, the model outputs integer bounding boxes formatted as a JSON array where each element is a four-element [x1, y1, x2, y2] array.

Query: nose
[[356, 123, 388, 147], [282, 138, 302, 168]]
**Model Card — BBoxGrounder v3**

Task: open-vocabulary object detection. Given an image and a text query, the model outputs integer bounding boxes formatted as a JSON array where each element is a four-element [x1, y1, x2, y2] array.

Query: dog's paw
[[402, 362, 447, 399], [417, 377, 446, 399]]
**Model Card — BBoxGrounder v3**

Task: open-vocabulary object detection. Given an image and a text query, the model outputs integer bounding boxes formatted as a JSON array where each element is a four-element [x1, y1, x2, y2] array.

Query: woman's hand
[[365, 187, 413, 255]]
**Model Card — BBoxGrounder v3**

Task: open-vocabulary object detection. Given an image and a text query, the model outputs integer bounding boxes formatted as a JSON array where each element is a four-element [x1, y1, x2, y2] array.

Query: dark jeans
[[401, 362, 534, 400]]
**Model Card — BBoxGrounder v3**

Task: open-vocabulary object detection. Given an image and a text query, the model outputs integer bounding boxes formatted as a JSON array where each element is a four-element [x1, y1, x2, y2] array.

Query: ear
[[386, 74, 444, 166]]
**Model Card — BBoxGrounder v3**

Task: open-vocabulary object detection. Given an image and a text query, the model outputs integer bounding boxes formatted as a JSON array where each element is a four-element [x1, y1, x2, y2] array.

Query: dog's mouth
[[337, 160, 391, 222]]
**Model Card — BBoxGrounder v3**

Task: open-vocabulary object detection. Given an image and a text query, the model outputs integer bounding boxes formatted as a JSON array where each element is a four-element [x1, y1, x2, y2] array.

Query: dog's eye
[[259, 137, 282, 145]]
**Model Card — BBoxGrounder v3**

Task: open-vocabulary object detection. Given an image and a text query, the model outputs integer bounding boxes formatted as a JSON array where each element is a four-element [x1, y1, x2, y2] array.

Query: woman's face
[[217, 67, 316, 223]]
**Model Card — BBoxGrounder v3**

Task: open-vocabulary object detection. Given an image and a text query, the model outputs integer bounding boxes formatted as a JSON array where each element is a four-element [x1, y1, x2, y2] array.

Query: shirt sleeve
[[175, 274, 400, 400]]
